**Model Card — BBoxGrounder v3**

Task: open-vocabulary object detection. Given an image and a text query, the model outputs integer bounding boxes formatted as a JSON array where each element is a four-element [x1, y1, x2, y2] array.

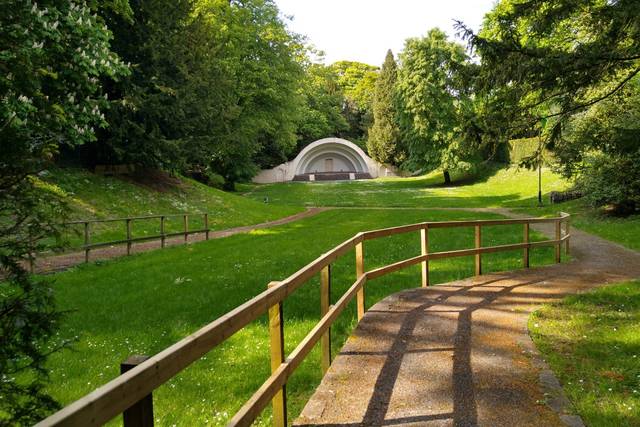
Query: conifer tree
[[367, 50, 403, 165]]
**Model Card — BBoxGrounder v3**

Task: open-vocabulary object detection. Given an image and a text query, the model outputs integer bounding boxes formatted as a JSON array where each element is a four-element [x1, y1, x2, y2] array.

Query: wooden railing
[[65, 213, 211, 263], [36, 213, 570, 427]]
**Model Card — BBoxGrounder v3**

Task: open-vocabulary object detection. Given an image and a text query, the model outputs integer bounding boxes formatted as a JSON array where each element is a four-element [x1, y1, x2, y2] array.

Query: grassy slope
[[242, 166, 569, 208], [44, 209, 557, 426], [530, 281, 640, 427], [38, 168, 302, 247]]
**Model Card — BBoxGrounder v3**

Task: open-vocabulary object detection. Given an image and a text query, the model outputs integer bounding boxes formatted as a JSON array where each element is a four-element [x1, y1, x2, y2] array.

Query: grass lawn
[[515, 199, 640, 252], [242, 165, 569, 208], [530, 281, 640, 427], [43, 208, 558, 426], [37, 168, 302, 248]]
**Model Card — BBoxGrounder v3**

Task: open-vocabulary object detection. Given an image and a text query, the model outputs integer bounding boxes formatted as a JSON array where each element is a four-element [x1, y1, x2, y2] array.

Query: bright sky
[[274, 0, 497, 67]]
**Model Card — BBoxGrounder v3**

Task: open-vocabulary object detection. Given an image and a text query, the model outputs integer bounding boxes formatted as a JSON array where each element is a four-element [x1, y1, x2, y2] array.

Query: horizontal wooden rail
[[65, 213, 205, 225], [53, 213, 213, 263], [36, 212, 570, 427]]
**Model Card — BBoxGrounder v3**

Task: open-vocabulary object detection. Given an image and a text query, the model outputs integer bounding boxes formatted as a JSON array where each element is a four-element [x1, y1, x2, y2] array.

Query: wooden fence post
[[183, 215, 189, 243], [523, 223, 530, 268], [475, 225, 482, 276], [555, 218, 561, 263], [355, 242, 365, 321], [420, 226, 429, 287], [204, 213, 210, 240], [565, 217, 570, 256], [120, 355, 154, 427], [320, 265, 331, 374], [160, 216, 165, 249], [268, 281, 287, 427], [84, 221, 90, 263], [126, 219, 132, 256]]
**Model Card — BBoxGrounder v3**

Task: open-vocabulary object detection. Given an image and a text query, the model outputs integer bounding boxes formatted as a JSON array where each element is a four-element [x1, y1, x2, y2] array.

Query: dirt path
[[33, 208, 328, 274], [294, 210, 640, 427]]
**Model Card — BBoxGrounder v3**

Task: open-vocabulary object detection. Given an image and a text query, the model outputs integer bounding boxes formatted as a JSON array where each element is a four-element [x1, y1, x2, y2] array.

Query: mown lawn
[[242, 165, 569, 208], [43, 209, 558, 426], [530, 281, 640, 427], [37, 168, 302, 248]]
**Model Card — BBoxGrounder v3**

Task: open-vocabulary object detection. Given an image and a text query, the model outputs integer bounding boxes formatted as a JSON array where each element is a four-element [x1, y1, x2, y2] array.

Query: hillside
[[38, 167, 302, 247]]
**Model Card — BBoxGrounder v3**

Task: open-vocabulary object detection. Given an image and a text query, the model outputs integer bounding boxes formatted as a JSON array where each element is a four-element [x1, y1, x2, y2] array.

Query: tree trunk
[[443, 170, 451, 185]]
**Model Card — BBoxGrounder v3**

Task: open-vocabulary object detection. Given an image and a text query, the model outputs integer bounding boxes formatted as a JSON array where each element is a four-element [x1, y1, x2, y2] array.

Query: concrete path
[[33, 208, 328, 273], [295, 213, 640, 426]]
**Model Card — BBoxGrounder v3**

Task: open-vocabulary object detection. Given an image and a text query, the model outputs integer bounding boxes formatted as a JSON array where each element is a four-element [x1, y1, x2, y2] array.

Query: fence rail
[[36, 213, 570, 427], [62, 213, 211, 263]]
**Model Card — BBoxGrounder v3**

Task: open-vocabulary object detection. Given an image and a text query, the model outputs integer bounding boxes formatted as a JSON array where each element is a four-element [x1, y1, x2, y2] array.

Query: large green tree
[[0, 1, 128, 423], [295, 63, 349, 150], [367, 50, 403, 165], [330, 60, 378, 145], [89, 0, 305, 189], [396, 29, 473, 184], [459, 0, 640, 148]]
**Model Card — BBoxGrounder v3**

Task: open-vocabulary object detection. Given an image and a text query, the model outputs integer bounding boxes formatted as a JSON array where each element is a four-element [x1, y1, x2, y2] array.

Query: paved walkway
[[33, 208, 327, 273], [295, 213, 640, 426]]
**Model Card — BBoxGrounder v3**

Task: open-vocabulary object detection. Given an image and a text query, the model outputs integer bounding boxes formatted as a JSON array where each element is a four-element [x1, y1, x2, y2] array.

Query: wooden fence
[[35, 213, 570, 427], [66, 213, 211, 263]]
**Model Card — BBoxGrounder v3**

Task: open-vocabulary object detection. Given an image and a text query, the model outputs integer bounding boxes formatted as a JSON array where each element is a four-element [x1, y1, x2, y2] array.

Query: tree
[[458, 0, 640, 149], [330, 60, 378, 145], [367, 50, 403, 165], [295, 63, 349, 150], [557, 76, 640, 213], [396, 29, 473, 184], [0, 1, 128, 423]]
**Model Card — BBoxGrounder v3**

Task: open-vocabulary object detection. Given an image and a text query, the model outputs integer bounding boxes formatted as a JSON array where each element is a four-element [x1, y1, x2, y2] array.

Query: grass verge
[[43, 208, 558, 426], [515, 199, 640, 252], [530, 281, 640, 427]]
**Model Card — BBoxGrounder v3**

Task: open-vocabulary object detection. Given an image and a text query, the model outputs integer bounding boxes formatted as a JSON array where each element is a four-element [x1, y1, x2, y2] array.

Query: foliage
[[90, 0, 305, 188], [459, 0, 640, 152], [530, 280, 640, 427], [0, 0, 127, 423], [330, 60, 378, 145], [508, 137, 553, 165], [367, 50, 404, 165], [295, 63, 348, 150], [553, 77, 640, 213], [574, 152, 640, 214], [396, 29, 475, 183], [41, 208, 555, 425]]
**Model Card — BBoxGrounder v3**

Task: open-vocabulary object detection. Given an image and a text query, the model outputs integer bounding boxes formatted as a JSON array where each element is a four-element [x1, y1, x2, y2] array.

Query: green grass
[[37, 168, 302, 248], [243, 165, 569, 208], [530, 281, 640, 427], [43, 208, 558, 426], [515, 199, 640, 252]]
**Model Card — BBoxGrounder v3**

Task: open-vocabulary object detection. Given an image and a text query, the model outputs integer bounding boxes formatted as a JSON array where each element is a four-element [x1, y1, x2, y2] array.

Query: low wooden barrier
[[36, 213, 570, 427], [65, 213, 211, 263]]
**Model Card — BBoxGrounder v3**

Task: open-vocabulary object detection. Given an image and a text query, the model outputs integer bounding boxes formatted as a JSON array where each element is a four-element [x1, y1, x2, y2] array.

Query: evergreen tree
[[396, 29, 473, 184], [367, 50, 403, 165]]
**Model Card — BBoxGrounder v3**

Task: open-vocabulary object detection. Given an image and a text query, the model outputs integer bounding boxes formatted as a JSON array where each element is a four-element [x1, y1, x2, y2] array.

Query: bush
[[576, 151, 640, 215]]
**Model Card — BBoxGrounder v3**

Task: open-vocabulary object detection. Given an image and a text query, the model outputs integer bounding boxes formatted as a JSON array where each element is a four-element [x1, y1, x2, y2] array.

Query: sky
[[274, 0, 497, 67]]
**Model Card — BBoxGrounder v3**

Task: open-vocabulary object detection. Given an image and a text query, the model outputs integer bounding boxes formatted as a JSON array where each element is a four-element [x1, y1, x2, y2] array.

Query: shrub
[[576, 151, 640, 215]]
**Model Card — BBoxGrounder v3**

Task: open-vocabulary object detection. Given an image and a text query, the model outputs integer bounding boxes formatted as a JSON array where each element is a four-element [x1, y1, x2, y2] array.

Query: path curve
[[33, 208, 328, 274], [295, 210, 640, 427]]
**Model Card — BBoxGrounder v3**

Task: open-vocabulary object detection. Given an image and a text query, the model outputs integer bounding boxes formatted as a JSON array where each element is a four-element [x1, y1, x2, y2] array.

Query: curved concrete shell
[[253, 137, 397, 183]]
